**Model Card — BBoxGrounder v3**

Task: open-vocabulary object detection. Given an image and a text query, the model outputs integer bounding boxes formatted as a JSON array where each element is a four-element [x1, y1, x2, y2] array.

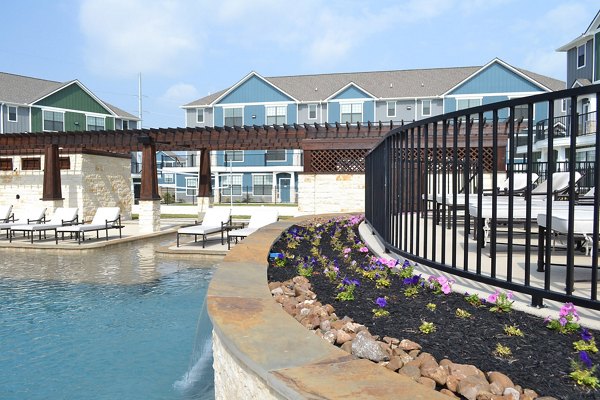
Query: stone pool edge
[[207, 214, 448, 400]]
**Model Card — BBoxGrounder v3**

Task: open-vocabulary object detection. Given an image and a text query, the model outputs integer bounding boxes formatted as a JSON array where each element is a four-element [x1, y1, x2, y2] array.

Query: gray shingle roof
[[183, 61, 565, 107], [0, 72, 138, 119]]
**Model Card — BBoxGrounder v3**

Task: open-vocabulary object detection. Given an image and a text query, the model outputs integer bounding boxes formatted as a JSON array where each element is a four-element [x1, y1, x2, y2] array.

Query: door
[[279, 178, 291, 203]]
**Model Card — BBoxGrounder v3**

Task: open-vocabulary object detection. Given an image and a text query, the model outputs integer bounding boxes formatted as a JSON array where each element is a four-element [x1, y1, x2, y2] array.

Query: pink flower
[[487, 292, 498, 304], [559, 317, 568, 327], [343, 248, 352, 254], [441, 284, 452, 294], [359, 246, 369, 253]]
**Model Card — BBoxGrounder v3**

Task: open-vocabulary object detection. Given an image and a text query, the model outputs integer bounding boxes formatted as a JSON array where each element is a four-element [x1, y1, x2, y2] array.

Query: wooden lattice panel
[[398, 147, 496, 172], [309, 149, 368, 173]]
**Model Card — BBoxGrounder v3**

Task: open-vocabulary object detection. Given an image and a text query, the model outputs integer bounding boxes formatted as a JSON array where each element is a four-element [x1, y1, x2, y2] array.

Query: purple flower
[[375, 297, 387, 308], [580, 351, 593, 368], [559, 317, 568, 327], [581, 328, 593, 342], [544, 315, 552, 324], [403, 275, 420, 286]]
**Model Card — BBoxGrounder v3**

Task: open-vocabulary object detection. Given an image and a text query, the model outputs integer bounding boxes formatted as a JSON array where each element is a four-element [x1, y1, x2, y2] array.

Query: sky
[[1, 0, 598, 129]]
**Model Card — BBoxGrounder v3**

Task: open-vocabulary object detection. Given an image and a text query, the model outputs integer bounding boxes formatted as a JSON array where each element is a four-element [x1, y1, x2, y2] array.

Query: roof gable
[[214, 72, 296, 105], [328, 83, 374, 101], [445, 59, 548, 95], [557, 10, 600, 51], [33, 81, 113, 115]]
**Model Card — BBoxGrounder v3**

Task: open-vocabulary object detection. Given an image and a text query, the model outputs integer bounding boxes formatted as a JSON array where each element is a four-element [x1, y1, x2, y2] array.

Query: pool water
[[0, 239, 215, 400]]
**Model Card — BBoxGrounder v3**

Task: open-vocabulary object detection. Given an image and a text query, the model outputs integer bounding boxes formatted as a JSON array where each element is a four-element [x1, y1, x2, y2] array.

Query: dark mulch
[[267, 220, 600, 400]]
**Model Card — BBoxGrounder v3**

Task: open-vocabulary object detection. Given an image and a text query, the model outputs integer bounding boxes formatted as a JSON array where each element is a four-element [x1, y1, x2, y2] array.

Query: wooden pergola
[[0, 123, 393, 202]]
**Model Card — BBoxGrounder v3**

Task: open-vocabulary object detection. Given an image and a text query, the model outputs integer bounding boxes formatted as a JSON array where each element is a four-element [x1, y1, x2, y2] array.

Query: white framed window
[[185, 177, 198, 196], [43, 110, 64, 131], [122, 120, 129, 130], [561, 99, 567, 113], [196, 108, 204, 123], [340, 103, 362, 123], [86, 116, 105, 131], [252, 174, 273, 196], [224, 150, 243, 163], [221, 174, 242, 196], [266, 150, 286, 162], [456, 98, 482, 111], [224, 107, 243, 126], [422, 100, 431, 116], [577, 44, 586, 69], [7, 106, 17, 122], [163, 173, 174, 184], [386, 101, 396, 118], [308, 104, 317, 120], [266, 105, 286, 125]]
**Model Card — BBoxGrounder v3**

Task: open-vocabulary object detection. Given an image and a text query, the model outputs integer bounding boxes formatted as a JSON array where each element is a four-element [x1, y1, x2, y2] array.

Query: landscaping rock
[[458, 375, 491, 400], [340, 341, 353, 354], [322, 330, 336, 344], [399, 338, 421, 351], [522, 389, 538, 399], [351, 331, 389, 362], [421, 364, 449, 386], [487, 371, 514, 392], [335, 329, 353, 345], [440, 388, 459, 398], [385, 356, 404, 372], [398, 364, 421, 381], [418, 376, 437, 390], [503, 387, 520, 400]]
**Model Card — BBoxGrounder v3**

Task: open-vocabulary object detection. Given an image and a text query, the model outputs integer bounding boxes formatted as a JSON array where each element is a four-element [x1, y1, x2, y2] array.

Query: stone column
[[197, 148, 212, 220], [138, 137, 161, 232]]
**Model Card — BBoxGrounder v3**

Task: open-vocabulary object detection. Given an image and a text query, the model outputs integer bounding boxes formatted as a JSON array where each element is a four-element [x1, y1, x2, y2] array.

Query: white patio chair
[[176, 207, 231, 248], [56, 207, 122, 244]]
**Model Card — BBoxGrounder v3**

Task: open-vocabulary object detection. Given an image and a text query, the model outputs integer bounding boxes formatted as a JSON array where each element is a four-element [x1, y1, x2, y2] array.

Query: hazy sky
[[2, 0, 598, 128]]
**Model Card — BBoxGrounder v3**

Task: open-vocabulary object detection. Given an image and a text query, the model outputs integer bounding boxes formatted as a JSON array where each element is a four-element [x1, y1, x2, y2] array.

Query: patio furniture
[[55, 207, 122, 244], [227, 208, 279, 250], [530, 171, 582, 199], [0, 207, 46, 239], [9, 207, 78, 243], [176, 207, 232, 248]]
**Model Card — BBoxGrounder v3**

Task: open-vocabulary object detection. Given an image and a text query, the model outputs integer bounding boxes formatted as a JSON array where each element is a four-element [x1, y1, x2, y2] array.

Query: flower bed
[[267, 215, 600, 400]]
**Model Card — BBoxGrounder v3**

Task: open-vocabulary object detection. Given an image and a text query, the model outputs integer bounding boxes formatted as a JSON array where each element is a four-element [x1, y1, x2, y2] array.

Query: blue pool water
[[0, 239, 216, 400]]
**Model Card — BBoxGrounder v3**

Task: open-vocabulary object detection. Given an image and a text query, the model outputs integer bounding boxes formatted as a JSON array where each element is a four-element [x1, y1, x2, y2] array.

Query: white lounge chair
[[530, 171, 582, 198], [538, 207, 598, 260], [227, 208, 279, 249], [55, 207, 122, 244], [176, 207, 232, 248], [10, 207, 78, 243], [0, 205, 13, 223], [0, 207, 46, 239]]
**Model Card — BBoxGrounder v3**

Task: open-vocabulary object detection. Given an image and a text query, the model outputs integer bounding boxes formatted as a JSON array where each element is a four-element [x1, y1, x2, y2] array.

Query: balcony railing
[[365, 84, 600, 310], [535, 111, 597, 143]]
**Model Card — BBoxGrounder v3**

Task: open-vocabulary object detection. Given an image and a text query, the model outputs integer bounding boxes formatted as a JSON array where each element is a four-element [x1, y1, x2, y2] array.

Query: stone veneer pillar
[[138, 200, 161, 233], [197, 197, 211, 221]]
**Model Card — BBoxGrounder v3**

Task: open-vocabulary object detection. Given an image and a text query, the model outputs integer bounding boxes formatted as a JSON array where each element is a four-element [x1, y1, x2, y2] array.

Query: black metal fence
[[365, 84, 600, 310]]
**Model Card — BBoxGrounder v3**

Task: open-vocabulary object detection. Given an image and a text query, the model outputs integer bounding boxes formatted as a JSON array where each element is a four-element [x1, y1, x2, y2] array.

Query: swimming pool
[[0, 237, 216, 400]]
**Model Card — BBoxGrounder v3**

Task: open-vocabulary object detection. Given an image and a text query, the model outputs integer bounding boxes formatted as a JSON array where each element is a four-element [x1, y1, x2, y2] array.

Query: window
[[0, 158, 13, 171], [185, 177, 198, 196], [43, 110, 64, 131], [561, 99, 567, 113], [224, 150, 243, 163], [21, 158, 41, 170], [253, 174, 273, 196], [513, 104, 532, 121], [266, 150, 286, 162], [122, 120, 129, 130], [87, 116, 105, 131], [340, 103, 362, 123], [308, 104, 317, 120], [387, 101, 396, 118], [221, 174, 242, 196], [163, 173, 174, 184], [577, 44, 586, 69], [7, 106, 17, 122], [266, 105, 286, 125], [196, 108, 204, 123], [456, 98, 481, 111], [224, 107, 242, 126], [59, 157, 70, 170], [422, 100, 431, 116]]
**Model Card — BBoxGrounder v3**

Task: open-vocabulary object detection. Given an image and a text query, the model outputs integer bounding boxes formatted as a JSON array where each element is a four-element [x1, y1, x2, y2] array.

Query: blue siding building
[[179, 58, 565, 204]]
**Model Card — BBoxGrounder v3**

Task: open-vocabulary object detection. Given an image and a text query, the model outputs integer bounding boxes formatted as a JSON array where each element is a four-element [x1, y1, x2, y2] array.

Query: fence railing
[[365, 84, 600, 310]]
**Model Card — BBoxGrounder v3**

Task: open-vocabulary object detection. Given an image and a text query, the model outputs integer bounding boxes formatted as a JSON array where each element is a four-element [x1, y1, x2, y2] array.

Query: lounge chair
[[10, 207, 78, 243], [55, 207, 122, 244], [530, 171, 582, 199], [227, 208, 279, 250], [0, 205, 14, 223], [0, 207, 46, 238], [176, 207, 231, 248]]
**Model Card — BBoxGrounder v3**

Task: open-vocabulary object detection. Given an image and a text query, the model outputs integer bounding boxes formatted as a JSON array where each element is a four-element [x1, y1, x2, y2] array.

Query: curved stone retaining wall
[[207, 215, 447, 399]]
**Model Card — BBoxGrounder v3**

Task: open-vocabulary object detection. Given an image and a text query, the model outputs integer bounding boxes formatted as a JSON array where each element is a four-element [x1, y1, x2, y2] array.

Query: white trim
[[251, 173, 273, 196], [185, 176, 198, 196], [213, 100, 290, 108], [220, 174, 243, 197], [561, 99, 567, 113], [278, 176, 291, 202], [325, 82, 376, 101], [196, 108, 205, 123], [577, 43, 587, 69], [265, 149, 287, 162], [442, 58, 553, 96], [224, 150, 244, 163], [265, 105, 287, 125], [386, 101, 396, 118], [556, 10, 600, 51], [308, 103, 318, 120], [447, 91, 540, 99], [212, 165, 303, 173], [210, 71, 298, 105], [7, 105, 17, 122], [455, 97, 482, 111], [339, 102, 363, 123], [163, 172, 175, 184], [86, 115, 105, 131]]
